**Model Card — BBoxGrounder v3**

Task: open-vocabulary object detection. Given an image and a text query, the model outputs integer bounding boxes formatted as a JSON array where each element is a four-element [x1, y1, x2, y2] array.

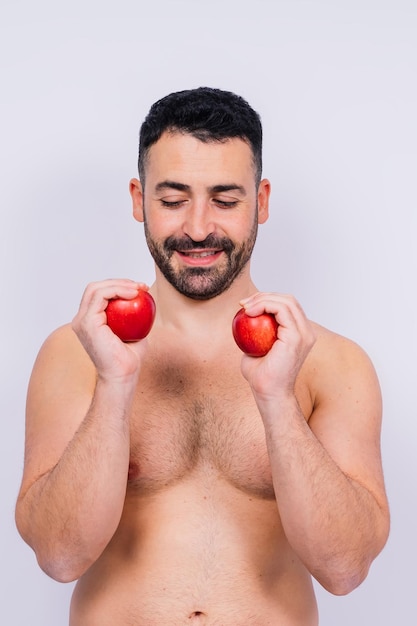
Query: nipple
[[128, 461, 140, 481]]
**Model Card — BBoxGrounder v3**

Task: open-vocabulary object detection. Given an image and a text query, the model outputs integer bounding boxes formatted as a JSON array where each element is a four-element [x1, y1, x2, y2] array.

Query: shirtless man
[[15, 87, 390, 625]]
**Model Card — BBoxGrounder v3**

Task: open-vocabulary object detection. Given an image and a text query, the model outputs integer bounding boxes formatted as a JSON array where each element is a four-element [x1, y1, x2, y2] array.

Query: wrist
[[95, 372, 139, 405], [253, 389, 304, 425]]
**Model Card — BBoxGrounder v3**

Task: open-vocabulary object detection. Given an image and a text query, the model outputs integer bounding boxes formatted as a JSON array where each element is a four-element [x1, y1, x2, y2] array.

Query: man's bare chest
[[127, 354, 275, 499]]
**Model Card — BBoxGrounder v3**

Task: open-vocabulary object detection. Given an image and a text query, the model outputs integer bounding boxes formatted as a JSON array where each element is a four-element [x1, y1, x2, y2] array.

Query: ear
[[130, 178, 144, 223], [257, 178, 270, 224]]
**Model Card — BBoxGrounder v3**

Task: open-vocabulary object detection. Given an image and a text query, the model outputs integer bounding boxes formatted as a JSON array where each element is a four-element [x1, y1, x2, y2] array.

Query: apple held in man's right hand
[[232, 308, 278, 357], [105, 290, 156, 342]]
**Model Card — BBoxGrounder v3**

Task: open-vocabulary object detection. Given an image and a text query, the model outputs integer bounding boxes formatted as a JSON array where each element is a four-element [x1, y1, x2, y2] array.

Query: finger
[[80, 280, 149, 312], [240, 293, 302, 326], [241, 293, 316, 349], [240, 292, 296, 312]]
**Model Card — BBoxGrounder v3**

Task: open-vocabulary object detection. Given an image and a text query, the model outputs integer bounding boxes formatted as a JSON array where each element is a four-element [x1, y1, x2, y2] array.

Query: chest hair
[[127, 355, 275, 498]]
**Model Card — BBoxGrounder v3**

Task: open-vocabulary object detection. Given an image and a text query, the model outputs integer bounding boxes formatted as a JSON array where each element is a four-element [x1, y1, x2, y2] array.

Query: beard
[[143, 212, 258, 301]]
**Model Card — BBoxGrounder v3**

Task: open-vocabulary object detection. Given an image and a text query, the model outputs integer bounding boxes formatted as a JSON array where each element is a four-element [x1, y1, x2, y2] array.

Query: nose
[[182, 201, 216, 242]]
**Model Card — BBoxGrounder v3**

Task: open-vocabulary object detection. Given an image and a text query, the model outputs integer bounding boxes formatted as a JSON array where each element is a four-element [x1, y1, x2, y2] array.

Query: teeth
[[185, 251, 216, 258]]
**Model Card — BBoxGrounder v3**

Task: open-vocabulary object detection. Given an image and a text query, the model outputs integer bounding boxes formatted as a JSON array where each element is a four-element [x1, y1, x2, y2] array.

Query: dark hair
[[138, 87, 263, 186]]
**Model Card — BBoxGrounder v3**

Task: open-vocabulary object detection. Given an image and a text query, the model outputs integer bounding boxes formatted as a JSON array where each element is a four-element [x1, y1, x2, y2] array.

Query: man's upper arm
[[19, 324, 96, 497], [308, 329, 388, 512]]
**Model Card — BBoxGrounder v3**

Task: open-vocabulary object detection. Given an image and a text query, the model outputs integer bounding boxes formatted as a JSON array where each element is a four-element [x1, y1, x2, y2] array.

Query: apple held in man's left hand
[[232, 308, 278, 357], [105, 290, 156, 342]]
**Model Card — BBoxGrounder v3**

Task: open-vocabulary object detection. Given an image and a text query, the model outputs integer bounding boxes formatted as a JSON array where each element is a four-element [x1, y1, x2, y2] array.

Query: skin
[[15, 132, 390, 625]]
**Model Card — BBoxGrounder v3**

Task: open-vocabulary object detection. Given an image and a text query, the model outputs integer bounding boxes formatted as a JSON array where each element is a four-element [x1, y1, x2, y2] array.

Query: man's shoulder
[[310, 321, 372, 364], [304, 321, 380, 405], [32, 323, 95, 383], [37, 322, 87, 357]]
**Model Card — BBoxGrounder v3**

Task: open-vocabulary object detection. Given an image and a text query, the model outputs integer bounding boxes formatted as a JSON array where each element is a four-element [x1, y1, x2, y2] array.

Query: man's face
[[131, 131, 269, 300]]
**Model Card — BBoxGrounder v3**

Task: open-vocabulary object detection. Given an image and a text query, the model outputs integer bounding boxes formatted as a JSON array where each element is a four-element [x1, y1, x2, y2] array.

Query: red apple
[[105, 290, 156, 342], [232, 308, 278, 357]]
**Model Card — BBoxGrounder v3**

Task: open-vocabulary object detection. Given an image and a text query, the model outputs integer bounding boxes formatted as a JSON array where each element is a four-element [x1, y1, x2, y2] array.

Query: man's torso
[[70, 332, 319, 625]]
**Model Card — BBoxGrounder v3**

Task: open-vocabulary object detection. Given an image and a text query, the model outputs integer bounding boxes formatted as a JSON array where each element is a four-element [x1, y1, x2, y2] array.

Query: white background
[[1, 1, 416, 624]]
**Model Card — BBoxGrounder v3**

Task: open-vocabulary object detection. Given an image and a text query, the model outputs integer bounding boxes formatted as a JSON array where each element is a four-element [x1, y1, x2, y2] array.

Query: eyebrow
[[209, 184, 246, 195], [155, 181, 190, 193], [155, 181, 246, 195]]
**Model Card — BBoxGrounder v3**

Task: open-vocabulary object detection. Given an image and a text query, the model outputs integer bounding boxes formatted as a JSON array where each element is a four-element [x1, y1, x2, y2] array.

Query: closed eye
[[160, 199, 187, 208], [214, 199, 239, 208]]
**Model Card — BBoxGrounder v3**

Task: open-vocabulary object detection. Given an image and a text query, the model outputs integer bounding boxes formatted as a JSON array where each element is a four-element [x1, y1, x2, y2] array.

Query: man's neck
[[149, 268, 258, 336]]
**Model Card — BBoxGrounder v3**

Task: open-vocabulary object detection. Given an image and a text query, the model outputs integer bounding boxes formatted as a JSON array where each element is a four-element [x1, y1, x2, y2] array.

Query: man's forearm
[[16, 378, 134, 582], [259, 395, 388, 595]]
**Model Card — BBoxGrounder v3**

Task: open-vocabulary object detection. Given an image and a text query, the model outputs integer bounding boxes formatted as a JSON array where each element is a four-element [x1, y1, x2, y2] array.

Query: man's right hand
[[72, 278, 151, 383]]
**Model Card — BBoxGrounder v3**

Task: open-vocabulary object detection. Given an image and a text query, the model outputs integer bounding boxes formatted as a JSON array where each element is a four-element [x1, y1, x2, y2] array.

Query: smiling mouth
[[176, 249, 223, 265], [180, 250, 221, 258]]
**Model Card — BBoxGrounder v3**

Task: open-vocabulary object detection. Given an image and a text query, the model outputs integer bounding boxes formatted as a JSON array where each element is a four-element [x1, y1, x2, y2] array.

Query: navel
[[189, 611, 206, 620]]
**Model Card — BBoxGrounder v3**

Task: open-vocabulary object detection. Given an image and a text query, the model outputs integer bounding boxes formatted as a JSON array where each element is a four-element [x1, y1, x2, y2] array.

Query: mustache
[[164, 234, 235, 254]]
